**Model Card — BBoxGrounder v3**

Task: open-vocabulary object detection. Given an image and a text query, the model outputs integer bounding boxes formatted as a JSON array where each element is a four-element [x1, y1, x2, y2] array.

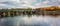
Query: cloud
[[34, 0, 50, 8], [0, 0, 40, 8], [0, 4, 7, 6], [0, 0, 60, 8], [34, 0, 60, 8], [0, 0, 8, 2]]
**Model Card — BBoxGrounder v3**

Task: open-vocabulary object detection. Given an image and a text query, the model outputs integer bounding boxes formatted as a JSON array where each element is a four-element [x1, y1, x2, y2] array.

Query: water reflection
[[0, 15, 60, 26]]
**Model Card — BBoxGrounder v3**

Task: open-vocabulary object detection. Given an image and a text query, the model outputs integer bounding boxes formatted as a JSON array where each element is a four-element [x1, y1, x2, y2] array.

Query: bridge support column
[[31, 11, 32, 14], [25, 12, 26, 14], [53, 11, 55, 16], [8, 12, 10, 16], [16, 12, 19, 15], [2, 12, 6, 17]]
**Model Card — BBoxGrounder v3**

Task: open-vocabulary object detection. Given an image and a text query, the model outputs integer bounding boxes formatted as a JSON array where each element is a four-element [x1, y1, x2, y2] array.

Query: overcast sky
[[0, 0, 60, 8]]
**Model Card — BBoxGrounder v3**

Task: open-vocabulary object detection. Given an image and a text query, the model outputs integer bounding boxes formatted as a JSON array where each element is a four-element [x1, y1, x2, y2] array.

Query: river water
[[0, 15, 60, 26]]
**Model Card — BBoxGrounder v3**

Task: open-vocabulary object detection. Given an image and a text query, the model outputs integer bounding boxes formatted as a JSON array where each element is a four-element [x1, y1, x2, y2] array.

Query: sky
[[0, 0, 60, 8]]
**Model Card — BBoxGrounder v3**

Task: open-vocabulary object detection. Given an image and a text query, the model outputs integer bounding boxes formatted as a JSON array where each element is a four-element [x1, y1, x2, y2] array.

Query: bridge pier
[[53, 11, 56, 16], [25, 12, 27, 14], [2, 12, 6, 17], [8, 12, 10, 16], [2, 12, 8, 17], [15, 12, 20, 15], [30, 11, 33, 14], [10, 12, 15, 17], [23, 12, 27, 14]]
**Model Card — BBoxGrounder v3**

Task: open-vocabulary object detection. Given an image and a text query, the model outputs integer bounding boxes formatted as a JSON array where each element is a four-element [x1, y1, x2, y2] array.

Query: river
[[0, 15, 60, 26]]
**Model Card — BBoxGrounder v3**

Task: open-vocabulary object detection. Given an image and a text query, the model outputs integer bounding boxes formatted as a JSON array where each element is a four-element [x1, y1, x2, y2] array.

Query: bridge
[[0, 9, 60, 17], [0, 9, 35, 17]]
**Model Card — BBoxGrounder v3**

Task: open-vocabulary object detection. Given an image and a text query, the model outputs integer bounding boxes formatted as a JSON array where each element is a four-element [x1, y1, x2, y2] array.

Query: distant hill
[[35, 6, 60, 11]]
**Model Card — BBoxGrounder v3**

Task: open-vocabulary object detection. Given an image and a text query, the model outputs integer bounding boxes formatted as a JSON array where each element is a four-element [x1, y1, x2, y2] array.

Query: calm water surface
[[0, 15, 60, 26]]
